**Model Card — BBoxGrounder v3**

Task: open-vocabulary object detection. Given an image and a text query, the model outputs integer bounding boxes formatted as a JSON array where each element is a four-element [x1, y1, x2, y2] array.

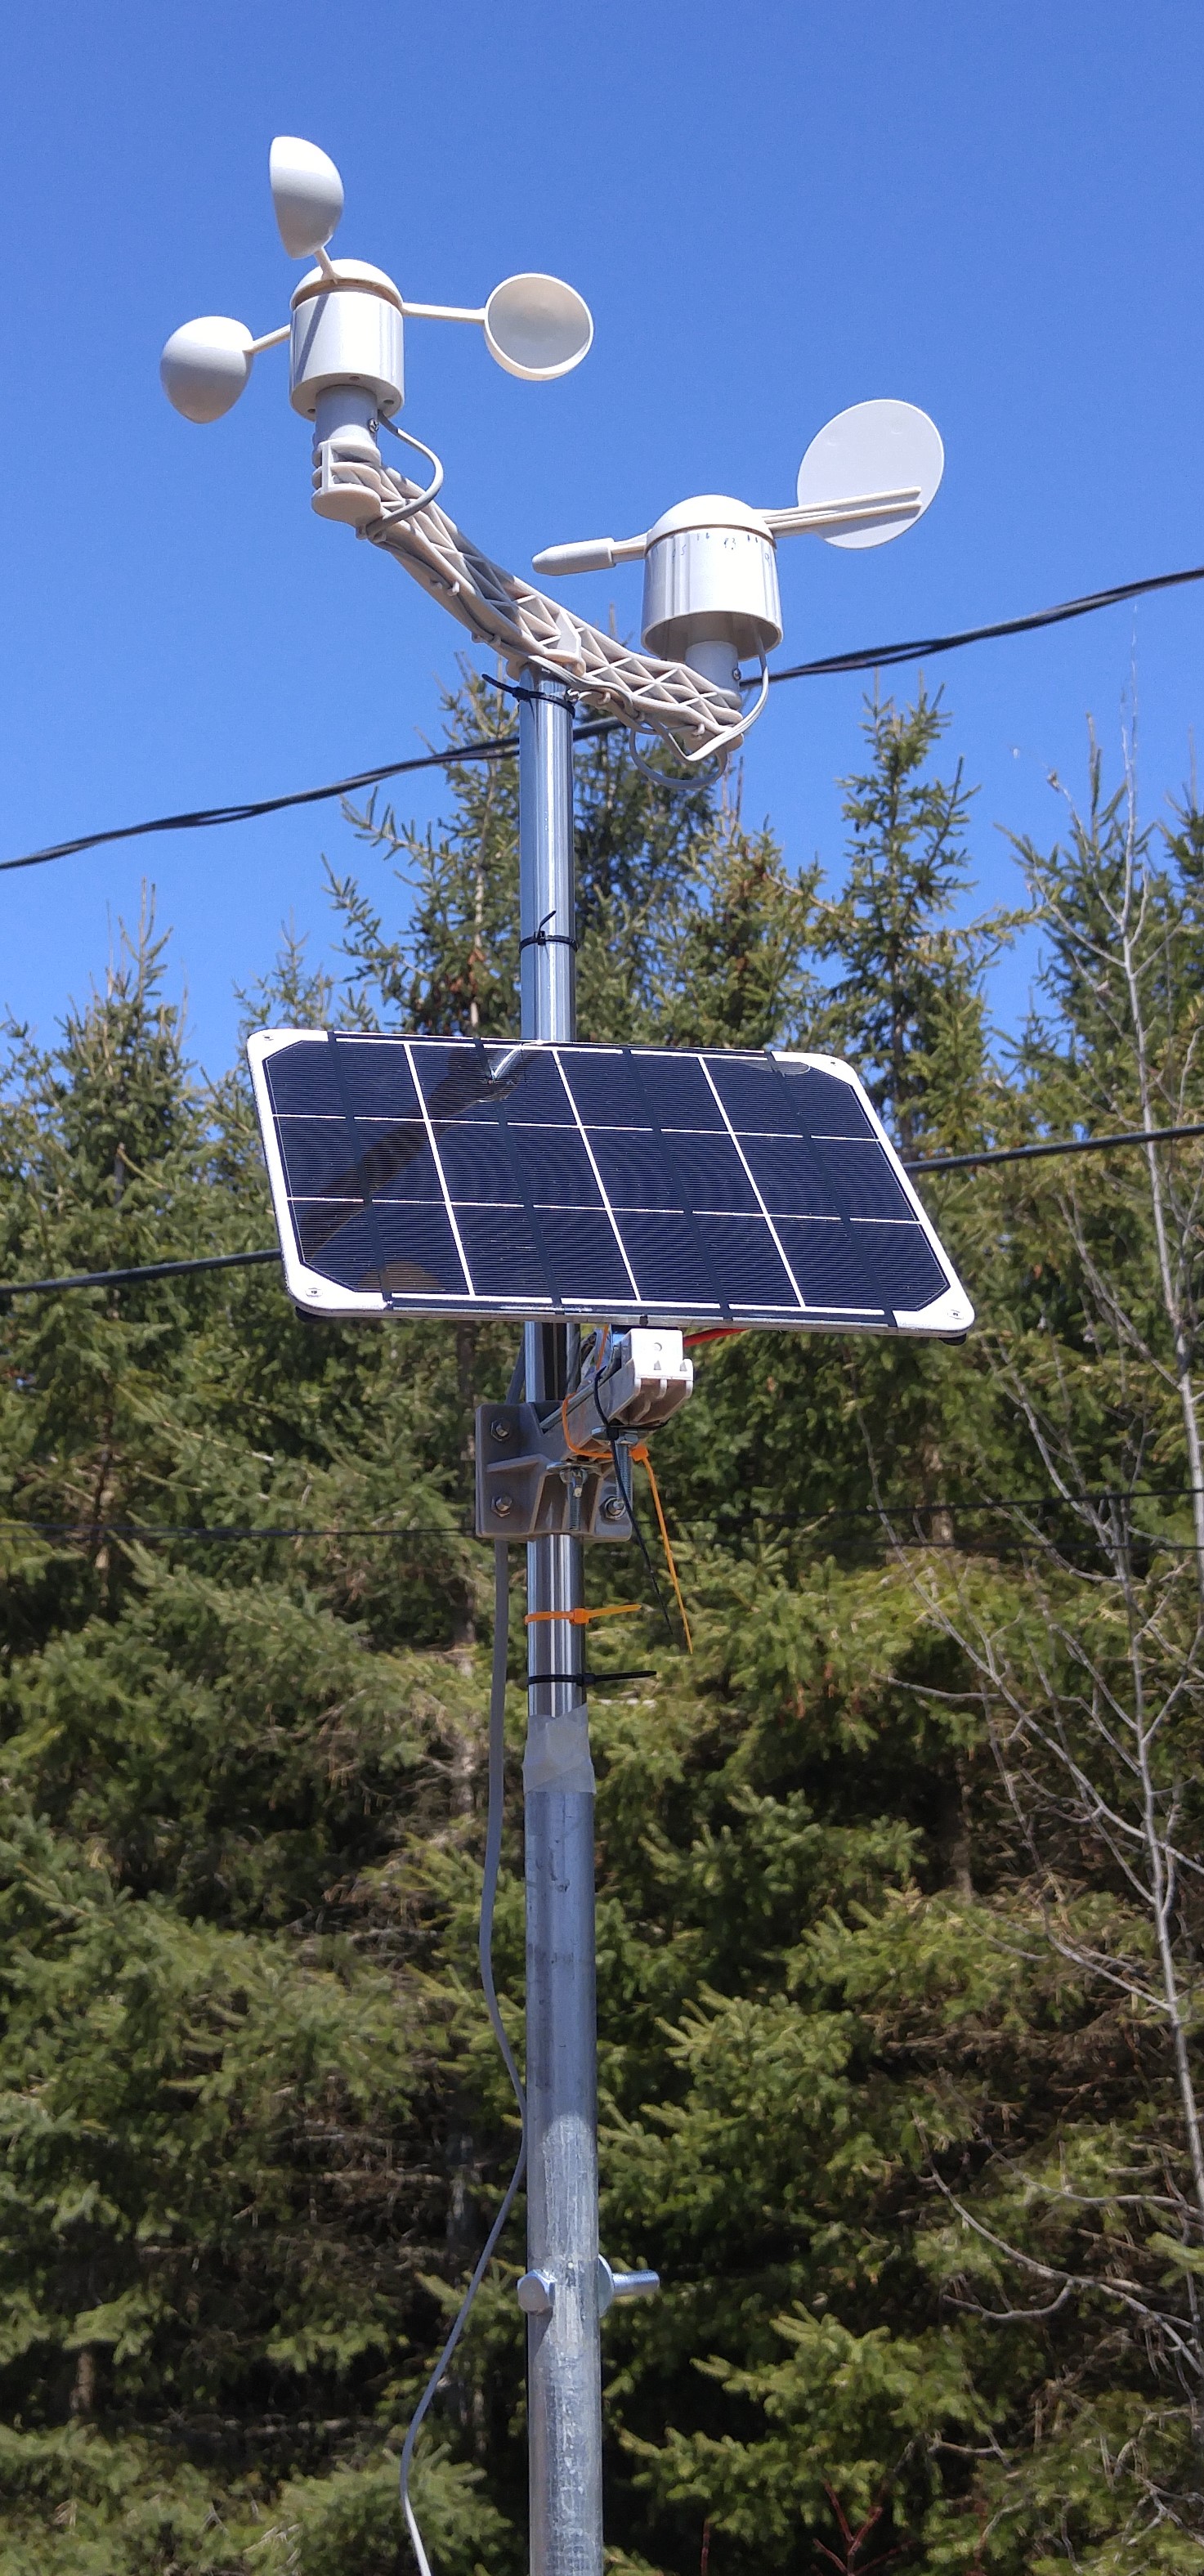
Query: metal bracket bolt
[[515, 2260, 660, 2319], [517, 2269, 555, 2316], [597, 2256, 660, 2316]]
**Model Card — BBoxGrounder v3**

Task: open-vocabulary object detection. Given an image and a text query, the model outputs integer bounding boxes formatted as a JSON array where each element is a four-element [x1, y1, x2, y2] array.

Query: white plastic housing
[[641, 496, 781, 679], [289, 261, 405, 419], [270, 136, 344, 259], [159, 316, 254, 423]]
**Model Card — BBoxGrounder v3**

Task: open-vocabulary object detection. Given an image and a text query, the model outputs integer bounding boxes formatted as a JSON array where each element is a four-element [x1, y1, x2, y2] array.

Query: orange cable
[[553, 1358, 693, 1652], [630, 1442, 693, 1653], [526, 1603, 645, 1626], [559, 1392, 611, 1463]]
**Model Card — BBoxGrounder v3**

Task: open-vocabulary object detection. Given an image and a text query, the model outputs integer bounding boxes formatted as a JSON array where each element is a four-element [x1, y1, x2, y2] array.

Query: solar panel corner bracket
[[893, 1280, 976, 1338], [475, 1403, 633, 1543]]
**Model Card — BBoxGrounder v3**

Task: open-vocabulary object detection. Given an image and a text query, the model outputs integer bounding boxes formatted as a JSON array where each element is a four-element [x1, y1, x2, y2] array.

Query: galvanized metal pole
[[518, 670, 602, 2576]]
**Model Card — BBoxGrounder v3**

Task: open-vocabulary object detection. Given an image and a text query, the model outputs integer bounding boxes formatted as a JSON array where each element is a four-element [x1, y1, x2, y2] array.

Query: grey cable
[[400, 1539, 526, 2576]]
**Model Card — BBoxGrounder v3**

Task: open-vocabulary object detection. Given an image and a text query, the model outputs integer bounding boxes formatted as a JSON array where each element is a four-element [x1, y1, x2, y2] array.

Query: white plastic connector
[[566, 1328, 694, 1447]]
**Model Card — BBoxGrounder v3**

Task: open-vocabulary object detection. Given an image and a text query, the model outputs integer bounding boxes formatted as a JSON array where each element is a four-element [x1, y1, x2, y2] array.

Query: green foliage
[[2, 684, 1204, 2574]]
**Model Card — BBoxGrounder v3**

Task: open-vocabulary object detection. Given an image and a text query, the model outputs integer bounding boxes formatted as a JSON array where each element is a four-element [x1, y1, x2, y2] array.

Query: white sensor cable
[[373, 415, 446, 524], [400, 1542, 526, 2576], [681, 655, 770, 765]]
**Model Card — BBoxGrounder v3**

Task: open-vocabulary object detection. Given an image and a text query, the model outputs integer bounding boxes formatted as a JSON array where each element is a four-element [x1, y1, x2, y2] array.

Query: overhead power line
[[4, 561, 1203, 879], [0, 735, 518, 877], [2, 1122, 1202, 1303], [3, 1485, 1201, 1549], [0, 1248, 281, 1297], [768, 560, 1204, 684], [912, 1120, 1204, 1175]]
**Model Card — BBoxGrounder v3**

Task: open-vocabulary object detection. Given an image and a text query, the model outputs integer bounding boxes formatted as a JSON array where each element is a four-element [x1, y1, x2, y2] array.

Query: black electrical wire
[[4, 561, 1203, 879], [0, 735, 519, 877], [5, 1488, 1202, 1547], [3, 1122, 1202, 1304], [0, 1248, 281, 1297], [910, 1122, 1204, 1175], [767, 561, 1204, 685], [0, 1521, 472, 1541]]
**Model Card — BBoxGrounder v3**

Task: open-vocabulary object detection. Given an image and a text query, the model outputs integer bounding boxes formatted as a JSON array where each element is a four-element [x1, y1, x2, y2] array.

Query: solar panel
[[247, 1032, 973, 1337]]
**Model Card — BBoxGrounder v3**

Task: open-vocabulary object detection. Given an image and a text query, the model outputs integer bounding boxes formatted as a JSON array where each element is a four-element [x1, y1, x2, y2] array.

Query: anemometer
[[162, 134, 944, 766], [163, 134, 969, 2576]]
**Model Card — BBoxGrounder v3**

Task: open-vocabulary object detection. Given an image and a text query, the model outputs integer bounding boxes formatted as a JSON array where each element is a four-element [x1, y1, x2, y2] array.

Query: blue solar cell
[[703, 1055, 796, 1135], [456, 1204, 549, 1300], [777, 1216, 945, 1312], [665, 1133, 759, 1213], [289, 1194, 360, 1261], [638, 1051, 727, 1131], [275, 1116, 351, 1198], [774, 1060, 876, 1138], [488, 1050, 577, 1125], [542, 1207, 633, 1303], [410, 1044, 504, 1124], [329, 1039, 423, 1123], [266, 1042, 346, 1119], [619, 1212, 720, 1308], [809, 1136, 913, 1222], [327, 1122, 436, 1203], [739, 1134, 826, 1217], [292, 1198, 467, 1297], [435, 1124, 521, 1206], [509, 1128, 602, 1207], [692, 1215, 799, 1307], [589, 1130, 686, 1212], [562, 1051, 650, 1131]]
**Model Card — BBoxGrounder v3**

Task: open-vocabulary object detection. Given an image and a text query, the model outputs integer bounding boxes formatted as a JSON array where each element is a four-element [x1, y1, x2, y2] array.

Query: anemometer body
[[639, 497, 783, 693]]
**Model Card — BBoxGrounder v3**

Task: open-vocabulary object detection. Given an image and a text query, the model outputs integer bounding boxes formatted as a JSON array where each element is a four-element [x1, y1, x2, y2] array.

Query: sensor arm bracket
[[328, 458, 752, 760]]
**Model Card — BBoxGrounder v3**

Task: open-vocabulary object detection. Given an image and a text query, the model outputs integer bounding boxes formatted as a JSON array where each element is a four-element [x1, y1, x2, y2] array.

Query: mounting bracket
[[475, 1328, 693, 1543], [475, 1401, 632, 1542]]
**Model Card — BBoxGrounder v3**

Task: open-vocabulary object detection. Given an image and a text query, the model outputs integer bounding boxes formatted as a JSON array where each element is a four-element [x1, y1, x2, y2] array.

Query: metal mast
[[517, 671, 603, 2576], [162, 128, 955, 2576]]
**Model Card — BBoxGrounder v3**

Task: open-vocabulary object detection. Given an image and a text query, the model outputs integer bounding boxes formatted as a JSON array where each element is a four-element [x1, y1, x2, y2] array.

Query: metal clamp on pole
[[475, 1328, 693, 1541]]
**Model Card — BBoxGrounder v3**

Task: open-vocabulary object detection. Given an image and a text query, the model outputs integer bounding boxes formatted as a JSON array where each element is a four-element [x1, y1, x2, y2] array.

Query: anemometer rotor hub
[[289, 261, 405, 425], [640, 494, 782, 687]]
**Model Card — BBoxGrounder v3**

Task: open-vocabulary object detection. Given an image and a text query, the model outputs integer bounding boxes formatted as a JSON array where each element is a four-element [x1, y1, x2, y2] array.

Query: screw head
[[490, 1418, 512, 1441], [493, 1494, 514, 1517], [602, 1496, 626, 1522]]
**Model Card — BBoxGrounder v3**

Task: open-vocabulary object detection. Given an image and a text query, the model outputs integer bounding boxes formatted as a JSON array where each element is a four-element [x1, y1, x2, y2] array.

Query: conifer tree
[[3, 692, 1204, 2575]]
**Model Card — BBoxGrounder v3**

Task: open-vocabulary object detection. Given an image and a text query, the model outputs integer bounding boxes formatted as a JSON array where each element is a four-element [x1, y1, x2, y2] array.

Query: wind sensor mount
[[160, 138, 945, 767]]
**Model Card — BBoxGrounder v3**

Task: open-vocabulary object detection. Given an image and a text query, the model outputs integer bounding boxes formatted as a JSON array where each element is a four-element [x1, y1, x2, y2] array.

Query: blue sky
[[2, 2, 1202, 1074]]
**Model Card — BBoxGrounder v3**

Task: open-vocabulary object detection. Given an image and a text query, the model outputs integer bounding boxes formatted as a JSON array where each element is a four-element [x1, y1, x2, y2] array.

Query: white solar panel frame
[[247, 1030, 974, 1338]]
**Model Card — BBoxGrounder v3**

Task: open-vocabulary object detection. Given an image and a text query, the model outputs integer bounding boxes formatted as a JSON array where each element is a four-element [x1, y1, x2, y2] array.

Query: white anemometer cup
[[159, 134, 594, 526]]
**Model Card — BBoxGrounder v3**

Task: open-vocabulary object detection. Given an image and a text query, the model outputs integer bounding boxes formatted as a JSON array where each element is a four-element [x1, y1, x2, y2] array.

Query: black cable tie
[[519, 909, 579, 955], [526, 1669, 657, 1687]]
